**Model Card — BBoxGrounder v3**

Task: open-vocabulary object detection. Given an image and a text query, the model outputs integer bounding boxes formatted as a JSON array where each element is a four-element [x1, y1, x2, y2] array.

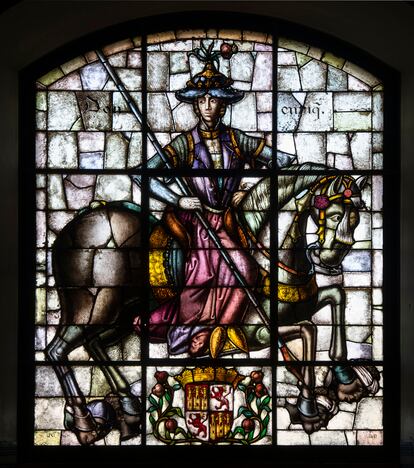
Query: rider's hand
[[178, 196, 202, 211], [231, 190, 247, 207]]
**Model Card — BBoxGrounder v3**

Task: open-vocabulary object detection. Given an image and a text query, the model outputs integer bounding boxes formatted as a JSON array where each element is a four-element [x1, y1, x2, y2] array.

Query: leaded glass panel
[[30, 27, 387, 451]]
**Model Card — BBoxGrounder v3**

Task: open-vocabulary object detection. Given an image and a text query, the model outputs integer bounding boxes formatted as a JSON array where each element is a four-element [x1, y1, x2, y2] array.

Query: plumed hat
[[175, 41, 244, 104]]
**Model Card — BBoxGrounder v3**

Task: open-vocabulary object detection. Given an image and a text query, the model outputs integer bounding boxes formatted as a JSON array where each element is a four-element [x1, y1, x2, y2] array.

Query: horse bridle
[[238, 174, 361, 276], [309, 175, 357, 245]]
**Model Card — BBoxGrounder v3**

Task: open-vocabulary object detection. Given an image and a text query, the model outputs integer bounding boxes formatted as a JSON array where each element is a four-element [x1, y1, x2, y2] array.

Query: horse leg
[[85, 329, 141, 441], [317, 286, 379, 401], [317, 286, 347, 361], [279, 323, 316, 397], [279, 322, 326, 434], [45, 325, 99, 445]]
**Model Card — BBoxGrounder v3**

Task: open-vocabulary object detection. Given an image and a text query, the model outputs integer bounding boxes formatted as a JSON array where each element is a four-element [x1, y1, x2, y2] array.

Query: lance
[[96, 49, 301, 376]]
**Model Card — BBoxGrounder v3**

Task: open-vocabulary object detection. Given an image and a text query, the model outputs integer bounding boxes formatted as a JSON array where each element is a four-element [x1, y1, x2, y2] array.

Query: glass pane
[[34, 365, 142, 446], [277, 38, 383, 170], [276, 365, 383, 445], [32, 30, 386, 449], [36, 44, 142, 169], [146, 366, 272, 445]]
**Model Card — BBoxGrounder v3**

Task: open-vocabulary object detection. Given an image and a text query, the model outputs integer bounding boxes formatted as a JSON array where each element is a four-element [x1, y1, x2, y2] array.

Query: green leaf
[[233, 426, 246, 436], [165, 429, 171, 440], [175, 427, 188, 438], [148, 405, 157, 413], [174, 407, 184, 418], [237, 406, 254, 418], [165, 391, 171, 403], [148, 395, 158, 407], [259, 427, 268, 439], [165, 407, 184, 418], [248, 429, 255, 441], [237, 384, 246, 392], [261, 395, 271, 407], [247, 391, 255, 404], [149, 415, 156, 427], [172, 384, 181, 391], [262, 414, 270, 427], [237, 406, 248, 418], [263, 405, 271, 413]]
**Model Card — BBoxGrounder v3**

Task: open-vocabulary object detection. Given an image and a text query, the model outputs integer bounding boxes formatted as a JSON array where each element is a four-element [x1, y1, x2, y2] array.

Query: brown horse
[[45, 165, 379, 443]]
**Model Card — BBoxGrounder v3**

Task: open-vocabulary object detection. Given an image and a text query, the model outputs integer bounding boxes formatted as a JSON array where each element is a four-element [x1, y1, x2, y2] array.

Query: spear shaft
[[96, 49, 272, 331], [96, 49, 305, 381]]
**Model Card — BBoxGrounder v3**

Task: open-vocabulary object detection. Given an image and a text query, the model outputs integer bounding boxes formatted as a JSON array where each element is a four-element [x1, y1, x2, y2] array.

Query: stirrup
[[297, 394, 318, 418]]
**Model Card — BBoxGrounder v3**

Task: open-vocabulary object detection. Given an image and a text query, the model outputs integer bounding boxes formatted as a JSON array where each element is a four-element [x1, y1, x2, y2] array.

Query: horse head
[[305, 174, 368, 274]]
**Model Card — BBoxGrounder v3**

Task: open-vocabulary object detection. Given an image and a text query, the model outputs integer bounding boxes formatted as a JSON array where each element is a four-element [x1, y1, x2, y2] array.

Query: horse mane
[[278, 163, 331, 208], [240, 163, 329, 237], [242, 163, 330, 210]]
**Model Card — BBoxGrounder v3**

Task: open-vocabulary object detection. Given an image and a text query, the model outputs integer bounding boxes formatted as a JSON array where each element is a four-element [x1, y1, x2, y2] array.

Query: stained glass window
[[21, 18, 398, 462]]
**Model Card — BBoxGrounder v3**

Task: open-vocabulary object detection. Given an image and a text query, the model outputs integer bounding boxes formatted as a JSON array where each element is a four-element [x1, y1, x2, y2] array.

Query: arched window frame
[[18, 11, 400, 465]]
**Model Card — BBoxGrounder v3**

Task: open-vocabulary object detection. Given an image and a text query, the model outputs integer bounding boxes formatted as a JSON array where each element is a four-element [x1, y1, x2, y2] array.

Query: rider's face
[[196, 95, 223, 127]]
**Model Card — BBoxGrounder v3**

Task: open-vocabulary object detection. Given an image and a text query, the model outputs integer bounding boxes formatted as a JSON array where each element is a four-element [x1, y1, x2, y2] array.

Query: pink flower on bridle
[[309, 176, 358, 244], [313, 195, 330, 210]]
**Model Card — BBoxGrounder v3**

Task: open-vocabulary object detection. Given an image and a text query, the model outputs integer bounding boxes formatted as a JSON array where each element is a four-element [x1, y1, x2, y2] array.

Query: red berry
[[255, 383, 268, 397], [220, 42, 233, 59], [250, 371, 263, 383], [152, 383, 165, 397], [165, 419, 177, 432], [242, 418, 255, 432], [154, 371, 169, 384]]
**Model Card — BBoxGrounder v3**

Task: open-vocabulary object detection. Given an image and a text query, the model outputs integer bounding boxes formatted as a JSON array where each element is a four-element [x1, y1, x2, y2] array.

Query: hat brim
[[175, 87, 245, 104]]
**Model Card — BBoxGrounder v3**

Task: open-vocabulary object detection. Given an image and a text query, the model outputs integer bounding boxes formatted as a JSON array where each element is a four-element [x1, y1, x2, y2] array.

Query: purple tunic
[[136, 127, 259, 353]]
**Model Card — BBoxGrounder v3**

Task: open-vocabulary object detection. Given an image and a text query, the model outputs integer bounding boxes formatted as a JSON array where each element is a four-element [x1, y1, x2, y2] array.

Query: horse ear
[[355, 176, 368, 192], [327, 176, 343, 197]]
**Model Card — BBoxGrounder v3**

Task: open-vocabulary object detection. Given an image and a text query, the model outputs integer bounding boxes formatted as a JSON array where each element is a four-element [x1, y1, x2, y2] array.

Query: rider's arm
[[131, 136, 188, 207], [234, 130, 297, 168]]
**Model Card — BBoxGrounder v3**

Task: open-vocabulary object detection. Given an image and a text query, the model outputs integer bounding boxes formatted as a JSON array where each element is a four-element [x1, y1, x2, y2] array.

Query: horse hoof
[[302, 419, 323, 435], [118, 413, 142, 441], [76, 430, 99, 446], [105, 393, 142, 440], [285, 394, 338, 434], [328, 364, 380, 402], [337, 378, 364, 402], [120, 424, 141, 441], [65, 400, 117, 444]]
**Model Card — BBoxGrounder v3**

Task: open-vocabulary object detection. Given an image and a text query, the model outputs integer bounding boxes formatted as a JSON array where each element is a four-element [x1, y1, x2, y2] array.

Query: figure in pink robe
[[133, 52, 294, 356]]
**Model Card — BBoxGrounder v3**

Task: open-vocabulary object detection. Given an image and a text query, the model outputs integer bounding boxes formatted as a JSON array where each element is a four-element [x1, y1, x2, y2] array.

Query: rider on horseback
[[133, 46, 295, 357]]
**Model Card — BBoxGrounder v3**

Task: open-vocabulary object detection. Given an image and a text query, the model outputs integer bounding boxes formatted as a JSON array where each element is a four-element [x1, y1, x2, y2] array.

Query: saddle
[[148, 206, 252, 304]]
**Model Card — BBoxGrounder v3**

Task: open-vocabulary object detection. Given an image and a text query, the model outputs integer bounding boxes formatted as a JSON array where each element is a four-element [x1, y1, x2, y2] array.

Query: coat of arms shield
[[176, 367, 242, 442], [184, 382, 234, 441]]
